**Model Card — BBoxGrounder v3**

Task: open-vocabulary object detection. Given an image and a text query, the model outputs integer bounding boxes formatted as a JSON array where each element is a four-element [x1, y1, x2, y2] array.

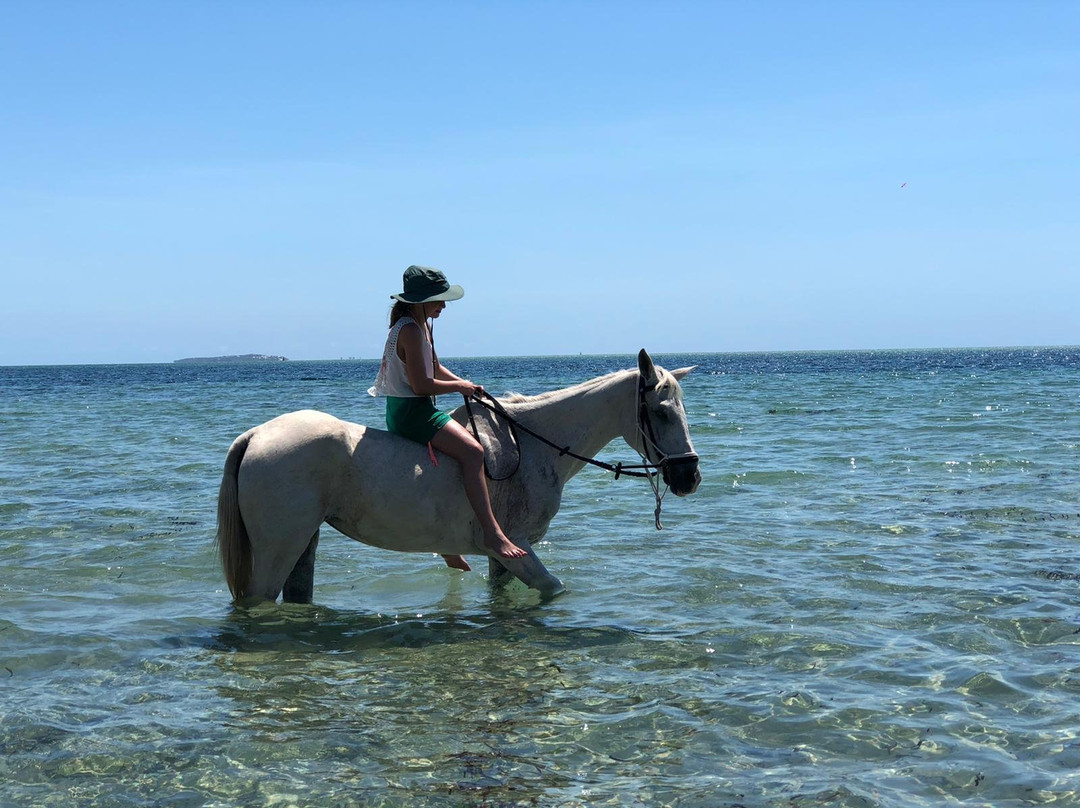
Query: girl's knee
[[460, 437, 485, 466], [435, 428, 485, 465]]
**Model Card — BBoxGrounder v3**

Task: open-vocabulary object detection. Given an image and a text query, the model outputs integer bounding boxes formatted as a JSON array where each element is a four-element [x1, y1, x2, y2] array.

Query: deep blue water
[[1, 348, 1079, 807]]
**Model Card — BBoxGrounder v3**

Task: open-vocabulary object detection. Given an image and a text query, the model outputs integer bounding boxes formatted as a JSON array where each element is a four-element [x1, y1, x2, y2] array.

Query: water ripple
[[2, 352, 1079, 806]]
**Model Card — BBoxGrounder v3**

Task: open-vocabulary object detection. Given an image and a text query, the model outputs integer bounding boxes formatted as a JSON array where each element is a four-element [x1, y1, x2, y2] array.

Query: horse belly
[[332, 498, 482, 555], [329, 442, 485, 555]]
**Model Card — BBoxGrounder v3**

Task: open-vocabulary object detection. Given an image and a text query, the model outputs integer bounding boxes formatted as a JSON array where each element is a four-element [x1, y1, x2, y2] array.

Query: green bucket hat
[[391, 265, 465, 304]]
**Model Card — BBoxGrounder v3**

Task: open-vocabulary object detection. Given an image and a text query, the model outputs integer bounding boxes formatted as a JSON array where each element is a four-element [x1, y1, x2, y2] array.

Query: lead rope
[[462, 393, 522, 481], [465, 392, 660, 479], [463, 387, 671, 530], [650, 468, 667, 530]]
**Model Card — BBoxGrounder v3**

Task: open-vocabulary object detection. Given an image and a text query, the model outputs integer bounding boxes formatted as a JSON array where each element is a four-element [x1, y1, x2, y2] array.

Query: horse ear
[[670, 366, 696, 381], [637, 349, 658, 387]]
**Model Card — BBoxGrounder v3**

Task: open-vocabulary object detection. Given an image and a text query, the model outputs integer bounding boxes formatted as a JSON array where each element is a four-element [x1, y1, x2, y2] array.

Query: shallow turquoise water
[[2, 349, 1079, 807]]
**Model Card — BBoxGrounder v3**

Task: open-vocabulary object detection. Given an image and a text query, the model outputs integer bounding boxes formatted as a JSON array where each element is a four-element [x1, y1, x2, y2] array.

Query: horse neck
[[512, 370, 636, 483]]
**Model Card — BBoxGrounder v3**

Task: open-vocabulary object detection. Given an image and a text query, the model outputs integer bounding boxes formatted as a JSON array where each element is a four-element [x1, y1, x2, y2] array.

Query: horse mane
[[498, 366, 682, 407], [499, 369, 628, 406]]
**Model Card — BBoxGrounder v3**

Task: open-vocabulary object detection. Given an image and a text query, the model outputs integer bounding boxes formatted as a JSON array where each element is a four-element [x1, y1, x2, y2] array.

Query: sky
[[1, 1, 1077, 365]]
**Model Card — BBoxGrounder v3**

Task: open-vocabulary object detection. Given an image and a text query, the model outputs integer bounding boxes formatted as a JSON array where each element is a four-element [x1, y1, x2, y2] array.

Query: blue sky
[[2, 1, 1077, 365]]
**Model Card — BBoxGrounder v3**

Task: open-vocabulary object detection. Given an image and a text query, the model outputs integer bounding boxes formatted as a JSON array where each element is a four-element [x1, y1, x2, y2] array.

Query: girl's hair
[[389, 301, 412, 327]]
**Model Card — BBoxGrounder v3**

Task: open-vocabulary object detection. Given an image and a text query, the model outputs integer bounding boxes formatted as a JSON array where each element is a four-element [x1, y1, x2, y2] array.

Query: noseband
[[463, 375, 698, 530]]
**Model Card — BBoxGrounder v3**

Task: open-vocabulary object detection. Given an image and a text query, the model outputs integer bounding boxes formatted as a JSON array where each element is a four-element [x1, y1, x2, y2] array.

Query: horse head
[[630, 349, 701, 497]]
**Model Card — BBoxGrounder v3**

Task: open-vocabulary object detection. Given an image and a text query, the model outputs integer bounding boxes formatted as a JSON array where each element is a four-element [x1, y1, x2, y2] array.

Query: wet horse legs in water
[[488, 557, 515, 588], [279, 533, 541, 603], [282, 530, 320, 604]]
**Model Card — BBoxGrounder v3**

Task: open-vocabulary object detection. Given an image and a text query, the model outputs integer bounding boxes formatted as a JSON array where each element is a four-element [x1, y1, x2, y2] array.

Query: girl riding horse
[[368, 265, 528, 570]]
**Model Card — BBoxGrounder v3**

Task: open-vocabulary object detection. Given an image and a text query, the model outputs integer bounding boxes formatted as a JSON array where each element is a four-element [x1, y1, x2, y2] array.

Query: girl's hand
[[459, 381, 484, 399]]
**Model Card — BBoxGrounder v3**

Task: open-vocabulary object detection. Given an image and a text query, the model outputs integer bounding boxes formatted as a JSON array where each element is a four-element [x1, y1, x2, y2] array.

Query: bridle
[[633, 375, 701, 529], [462, 374, 699, 530]]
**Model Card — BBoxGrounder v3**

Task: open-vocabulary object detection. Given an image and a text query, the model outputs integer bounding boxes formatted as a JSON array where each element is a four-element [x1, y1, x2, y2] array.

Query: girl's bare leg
[[429, 421, 527, 559]]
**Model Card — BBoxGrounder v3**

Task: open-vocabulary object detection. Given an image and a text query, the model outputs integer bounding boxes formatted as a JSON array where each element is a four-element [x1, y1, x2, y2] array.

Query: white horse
[[216, 349, 700, 603]]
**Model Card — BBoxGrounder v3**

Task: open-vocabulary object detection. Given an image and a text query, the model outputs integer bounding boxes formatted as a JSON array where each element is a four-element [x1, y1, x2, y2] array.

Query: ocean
[[1, 348, 1078, 807]]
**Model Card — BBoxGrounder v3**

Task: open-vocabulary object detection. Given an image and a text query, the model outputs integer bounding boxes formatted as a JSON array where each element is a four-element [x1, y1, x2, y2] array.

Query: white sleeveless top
[[368, 317, 432, 398]]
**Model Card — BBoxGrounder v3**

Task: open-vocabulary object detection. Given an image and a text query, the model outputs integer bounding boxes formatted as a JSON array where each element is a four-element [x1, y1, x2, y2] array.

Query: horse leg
[[282, 529, 320, 604], [245, 498, 325, 602], [491, 540, 565, 599], [488, 557, 515, 589]]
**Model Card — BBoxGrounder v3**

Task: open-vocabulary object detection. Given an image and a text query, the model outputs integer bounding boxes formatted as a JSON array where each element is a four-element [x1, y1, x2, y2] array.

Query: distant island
[[174, 354, 289, 364]]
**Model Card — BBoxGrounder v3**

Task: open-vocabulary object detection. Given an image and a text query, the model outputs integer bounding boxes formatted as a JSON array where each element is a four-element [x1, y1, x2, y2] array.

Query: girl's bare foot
[[485, 532, 527, 559], [441, 554, 471, 571]]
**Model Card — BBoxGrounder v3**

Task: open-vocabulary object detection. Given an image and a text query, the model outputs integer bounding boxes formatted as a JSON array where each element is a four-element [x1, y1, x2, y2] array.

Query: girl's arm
[[434, 355, 464, 383], [398, 322, 479, 397], [435, 352, 487, 396]]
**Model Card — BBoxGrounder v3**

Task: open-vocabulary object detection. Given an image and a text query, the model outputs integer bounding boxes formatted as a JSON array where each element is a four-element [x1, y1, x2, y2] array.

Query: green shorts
[[385, 396, 452, 444]]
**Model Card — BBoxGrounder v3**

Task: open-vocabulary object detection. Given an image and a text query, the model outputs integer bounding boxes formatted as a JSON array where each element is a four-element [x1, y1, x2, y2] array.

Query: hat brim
[[391, 284, 464, 304]]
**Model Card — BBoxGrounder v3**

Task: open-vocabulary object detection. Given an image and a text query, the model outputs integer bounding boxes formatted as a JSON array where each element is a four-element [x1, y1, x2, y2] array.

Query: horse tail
[[215, 429, 254, 600]]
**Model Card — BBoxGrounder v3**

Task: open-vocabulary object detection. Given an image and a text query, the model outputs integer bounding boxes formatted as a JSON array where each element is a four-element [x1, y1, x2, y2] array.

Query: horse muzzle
[[661, 453, 701, 497]]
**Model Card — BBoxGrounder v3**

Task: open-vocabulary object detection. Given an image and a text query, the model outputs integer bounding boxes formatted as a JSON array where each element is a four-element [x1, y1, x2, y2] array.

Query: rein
[[462, 378, 698, 530]]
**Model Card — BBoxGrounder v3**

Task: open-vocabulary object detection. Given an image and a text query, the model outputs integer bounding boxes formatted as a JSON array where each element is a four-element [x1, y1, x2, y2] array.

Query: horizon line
[[2, 343, 1078, 370]]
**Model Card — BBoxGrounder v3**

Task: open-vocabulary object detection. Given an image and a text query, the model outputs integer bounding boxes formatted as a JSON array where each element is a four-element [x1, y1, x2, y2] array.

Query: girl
[[369, 265, 527, 570]]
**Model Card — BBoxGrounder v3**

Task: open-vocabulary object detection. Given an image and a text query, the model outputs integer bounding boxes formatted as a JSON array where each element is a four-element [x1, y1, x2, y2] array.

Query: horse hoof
[[538, 581, 566, 601]]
